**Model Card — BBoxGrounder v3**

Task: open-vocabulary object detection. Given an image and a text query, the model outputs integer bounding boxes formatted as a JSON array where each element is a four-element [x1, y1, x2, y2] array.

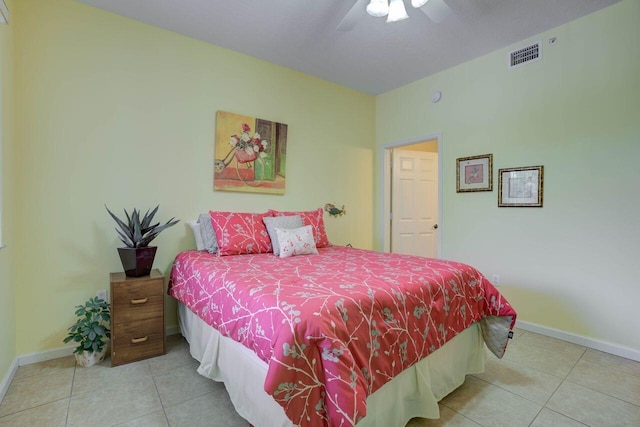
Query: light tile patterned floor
[[1, 330, 639, 426]]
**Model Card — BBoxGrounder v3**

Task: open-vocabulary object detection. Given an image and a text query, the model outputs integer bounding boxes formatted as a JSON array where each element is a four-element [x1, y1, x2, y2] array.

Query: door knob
[[433, 224, 438, 229]]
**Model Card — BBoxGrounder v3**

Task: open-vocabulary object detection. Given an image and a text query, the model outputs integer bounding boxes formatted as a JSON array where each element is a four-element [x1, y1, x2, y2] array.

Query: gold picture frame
[[456, 154, 493, 192], [498, 165, 544, 207]]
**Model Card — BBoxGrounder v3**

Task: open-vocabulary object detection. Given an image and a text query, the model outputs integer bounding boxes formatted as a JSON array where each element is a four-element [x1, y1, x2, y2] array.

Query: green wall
[[13, 0, 374, 355], [0, 0, 15, 389], [375, 0, 640, 353]]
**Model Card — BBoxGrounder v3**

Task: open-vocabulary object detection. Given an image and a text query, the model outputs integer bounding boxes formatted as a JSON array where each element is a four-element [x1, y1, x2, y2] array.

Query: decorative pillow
[[263, 215, 303, 256], [187, 220, 205, 251], [276, 225, 319, 258], [198, 213, 219, 254], [269, 208, 330, 248], [209, 211, 272, 256]]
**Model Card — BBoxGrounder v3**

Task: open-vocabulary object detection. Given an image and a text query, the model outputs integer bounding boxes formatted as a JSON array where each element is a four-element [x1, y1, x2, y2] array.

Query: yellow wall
[[4, 0, 639, 373], [401, 140, 438, 152], [375, 0, 640, 352], [0, 0, 15, 383], [13, 0, 374, 354]]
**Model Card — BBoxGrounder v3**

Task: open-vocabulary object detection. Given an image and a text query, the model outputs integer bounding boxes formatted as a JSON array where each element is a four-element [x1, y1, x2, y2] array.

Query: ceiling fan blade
[[337, 0, 368, 31], [419, 0, 453, 23]]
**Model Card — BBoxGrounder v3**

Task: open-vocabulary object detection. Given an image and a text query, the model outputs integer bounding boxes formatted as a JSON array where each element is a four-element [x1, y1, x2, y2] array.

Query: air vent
[[508, 41, 542, 69]]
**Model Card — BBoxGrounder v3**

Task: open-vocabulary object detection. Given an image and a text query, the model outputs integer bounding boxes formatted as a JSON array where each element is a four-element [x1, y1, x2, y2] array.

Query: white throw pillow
[[263, 215, 303, 256], [275, 225, 319, 258], [187, 220, 205, 251]]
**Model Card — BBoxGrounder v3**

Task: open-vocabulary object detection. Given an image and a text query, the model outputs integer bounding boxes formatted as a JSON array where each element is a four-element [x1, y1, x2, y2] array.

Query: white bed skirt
[[178, 302, 486, 427]]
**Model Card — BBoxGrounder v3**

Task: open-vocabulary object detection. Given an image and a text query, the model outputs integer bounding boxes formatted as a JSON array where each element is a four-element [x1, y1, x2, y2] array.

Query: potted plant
[[63, 296, 111, 367], [106, 205, 179, 277]]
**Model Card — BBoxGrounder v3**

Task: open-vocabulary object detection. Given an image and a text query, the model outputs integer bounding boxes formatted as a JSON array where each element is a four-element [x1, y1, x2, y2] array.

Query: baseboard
[[17, 345, 76, 367], [1, 347, 74, 404], [515, 320, 640, 362], [0, 358, 19, 403], [166, 324, 180, 336], [16, 326, 180, 368], [1, 325, 182, 405]]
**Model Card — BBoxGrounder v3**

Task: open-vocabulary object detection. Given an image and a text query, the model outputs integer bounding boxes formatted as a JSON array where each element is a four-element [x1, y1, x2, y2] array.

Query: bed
[[168, 243, 516, 427]]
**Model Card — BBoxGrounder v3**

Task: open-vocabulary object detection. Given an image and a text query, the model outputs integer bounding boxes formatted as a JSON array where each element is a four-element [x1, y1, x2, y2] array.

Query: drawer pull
[[130, 298, 148, 305], [130, 336, 149, 344]]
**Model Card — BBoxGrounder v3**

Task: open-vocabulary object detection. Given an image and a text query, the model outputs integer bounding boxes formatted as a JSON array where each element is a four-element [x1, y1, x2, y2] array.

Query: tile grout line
[[0, 357, 77, 421], [580, 352, 640, 378], [531, 345, 590, 426], [561, 377, 640, 410], [529, 407, 590, 427], [566, 348, 640, 408], [518, 356, 604, 427], [108, 360, 164, 427], [444, 405, 481, 426], [475, 334, 590, 426], [65, 362, 77, 427], [148, 360, 172, 426]]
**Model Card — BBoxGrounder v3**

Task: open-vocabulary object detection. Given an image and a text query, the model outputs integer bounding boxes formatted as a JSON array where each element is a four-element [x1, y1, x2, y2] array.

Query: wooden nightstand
[[110, 269, 166, 366]]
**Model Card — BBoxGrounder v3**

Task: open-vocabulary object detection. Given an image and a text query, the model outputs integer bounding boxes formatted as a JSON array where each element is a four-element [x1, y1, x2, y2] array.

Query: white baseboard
[[17, 326, 180, 367], [17, 345, 76, 367], [0, 358, 18, 403], [1, 325, 182, 404], [516, 320, 640, 362]]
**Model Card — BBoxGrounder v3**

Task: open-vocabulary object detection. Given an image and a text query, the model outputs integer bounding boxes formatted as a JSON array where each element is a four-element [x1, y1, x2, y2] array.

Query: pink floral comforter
[[168, 246, 516, 427]]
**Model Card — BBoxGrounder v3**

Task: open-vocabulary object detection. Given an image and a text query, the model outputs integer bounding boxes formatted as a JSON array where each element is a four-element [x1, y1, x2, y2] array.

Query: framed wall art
[[214, 111, 288, 195], [456, 154, 493, 192], [498, 165, 544, 207]]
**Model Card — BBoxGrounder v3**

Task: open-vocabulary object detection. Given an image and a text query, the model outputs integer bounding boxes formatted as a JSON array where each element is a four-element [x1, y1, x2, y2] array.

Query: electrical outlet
[[96, 289, 108, 302], [492, 274, 500, 286]]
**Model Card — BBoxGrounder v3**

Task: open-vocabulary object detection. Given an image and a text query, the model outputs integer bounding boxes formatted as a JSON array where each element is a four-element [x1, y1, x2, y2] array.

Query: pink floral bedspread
[[168, 246, 516, 427]]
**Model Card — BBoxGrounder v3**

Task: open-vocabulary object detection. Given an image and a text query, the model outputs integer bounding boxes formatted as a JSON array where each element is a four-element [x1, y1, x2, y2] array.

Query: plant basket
[[118, 246, 157, 277], [75, 345, 108, 368], [235, 148, 257, 163]]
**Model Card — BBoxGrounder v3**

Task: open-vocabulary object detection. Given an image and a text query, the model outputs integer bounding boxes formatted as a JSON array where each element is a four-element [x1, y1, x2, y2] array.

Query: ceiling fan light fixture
[[366, 0, 389, 18], [411, 0, 429, 8], [387, 0, 409, 22]]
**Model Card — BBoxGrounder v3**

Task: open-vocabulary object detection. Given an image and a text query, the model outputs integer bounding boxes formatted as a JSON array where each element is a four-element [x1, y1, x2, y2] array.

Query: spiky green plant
[[63, 297, 111, 355], [106, 205, 179, 248]]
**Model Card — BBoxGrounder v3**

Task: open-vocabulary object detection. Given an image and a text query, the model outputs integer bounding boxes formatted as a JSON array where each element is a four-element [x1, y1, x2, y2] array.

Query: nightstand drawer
[[111, 317, 165, 366], [112, 281, 164, 324]]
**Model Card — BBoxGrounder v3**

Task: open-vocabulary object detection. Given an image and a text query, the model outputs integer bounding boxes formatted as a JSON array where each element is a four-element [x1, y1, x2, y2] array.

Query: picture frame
[[0, 0, 8, 25], [456, 154, 493, 192], [498, 165, 544, 207], [214, 110, 288, 195]]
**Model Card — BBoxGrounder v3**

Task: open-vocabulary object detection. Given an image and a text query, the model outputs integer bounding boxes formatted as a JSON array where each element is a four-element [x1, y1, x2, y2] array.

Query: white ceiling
[[76, 0, 621, 95]]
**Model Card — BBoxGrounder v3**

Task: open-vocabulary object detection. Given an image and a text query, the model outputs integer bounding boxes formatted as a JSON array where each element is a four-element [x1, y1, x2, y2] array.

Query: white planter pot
[[75, 346, 107, 368]]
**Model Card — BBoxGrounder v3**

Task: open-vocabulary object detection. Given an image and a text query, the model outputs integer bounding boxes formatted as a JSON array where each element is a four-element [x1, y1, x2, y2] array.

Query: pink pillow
[[209, 211, 272, 256], [268, 208, 330, 248]]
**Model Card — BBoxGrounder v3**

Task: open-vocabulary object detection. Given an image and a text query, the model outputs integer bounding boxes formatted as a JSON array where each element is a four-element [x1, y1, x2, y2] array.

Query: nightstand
[[110, 269, 166, 366]]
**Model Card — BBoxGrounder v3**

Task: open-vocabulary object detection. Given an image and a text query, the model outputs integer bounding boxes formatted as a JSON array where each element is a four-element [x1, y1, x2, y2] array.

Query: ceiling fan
[[337, 0, 453, 31]]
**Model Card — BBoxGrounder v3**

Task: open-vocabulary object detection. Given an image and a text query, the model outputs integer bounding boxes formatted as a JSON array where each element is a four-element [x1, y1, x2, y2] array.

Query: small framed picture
[[498, 166, 544, 207], [456, 154, 493, 192]]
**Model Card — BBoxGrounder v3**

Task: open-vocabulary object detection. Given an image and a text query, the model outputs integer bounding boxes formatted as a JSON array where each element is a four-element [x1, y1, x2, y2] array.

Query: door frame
[[381, 132, 443, 256]]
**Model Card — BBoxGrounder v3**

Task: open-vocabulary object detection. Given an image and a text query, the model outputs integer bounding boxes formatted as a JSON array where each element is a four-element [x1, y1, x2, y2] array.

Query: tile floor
[[1, 329, 639, 426]]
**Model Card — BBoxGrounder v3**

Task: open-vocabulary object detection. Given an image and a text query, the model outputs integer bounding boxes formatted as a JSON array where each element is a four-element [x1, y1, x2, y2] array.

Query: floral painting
[[214, 111, 287, 194]]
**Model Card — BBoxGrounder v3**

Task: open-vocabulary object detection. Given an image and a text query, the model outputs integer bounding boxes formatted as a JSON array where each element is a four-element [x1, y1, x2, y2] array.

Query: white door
[[391, 149, 439, 258]]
